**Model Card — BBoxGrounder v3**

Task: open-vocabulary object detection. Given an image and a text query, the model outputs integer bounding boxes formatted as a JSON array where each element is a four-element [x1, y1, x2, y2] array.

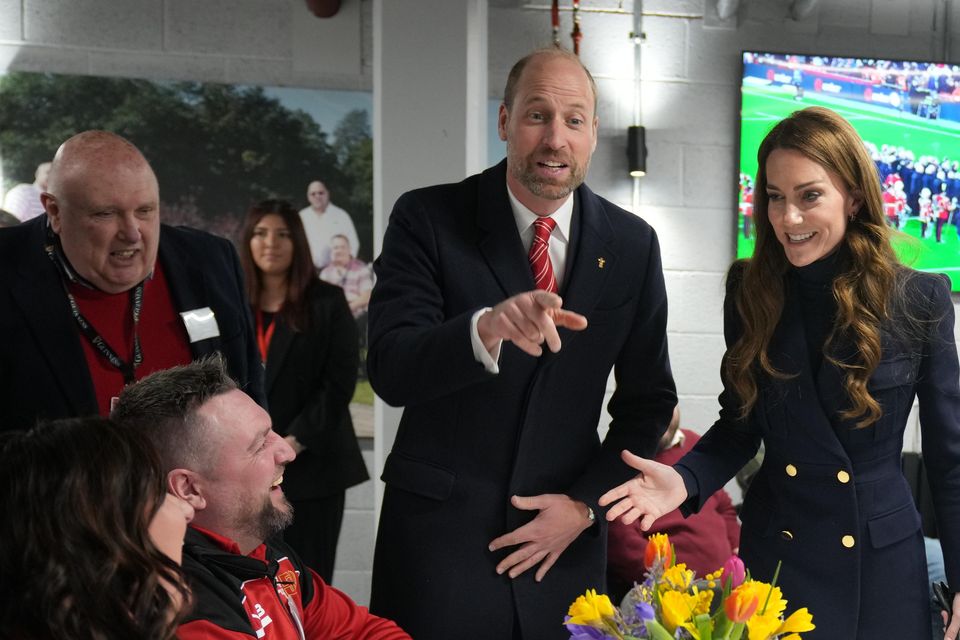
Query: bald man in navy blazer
[[367, 49, 677, 639], [0, 131, 262, 432]]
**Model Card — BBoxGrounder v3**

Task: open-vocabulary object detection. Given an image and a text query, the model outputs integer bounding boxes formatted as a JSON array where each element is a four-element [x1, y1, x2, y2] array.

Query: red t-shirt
[[68, 261, 193, 415]]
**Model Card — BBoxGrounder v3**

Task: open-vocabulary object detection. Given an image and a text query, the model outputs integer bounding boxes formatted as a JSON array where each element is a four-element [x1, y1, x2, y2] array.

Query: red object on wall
[[305, 0, 340, 18]]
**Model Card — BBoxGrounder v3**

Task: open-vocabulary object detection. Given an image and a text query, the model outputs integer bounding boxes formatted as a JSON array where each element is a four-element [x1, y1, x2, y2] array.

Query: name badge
[[180, 307, 220, 343]]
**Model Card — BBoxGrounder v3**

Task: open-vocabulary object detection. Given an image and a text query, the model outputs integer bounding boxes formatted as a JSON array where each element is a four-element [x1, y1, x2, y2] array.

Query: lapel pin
[[597, 257, 606, 269]]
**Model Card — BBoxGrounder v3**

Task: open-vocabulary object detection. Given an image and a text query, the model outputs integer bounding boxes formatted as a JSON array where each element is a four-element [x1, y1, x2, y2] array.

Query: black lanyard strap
[[63, 281, 144, 384], [45, 241, 145, 383]]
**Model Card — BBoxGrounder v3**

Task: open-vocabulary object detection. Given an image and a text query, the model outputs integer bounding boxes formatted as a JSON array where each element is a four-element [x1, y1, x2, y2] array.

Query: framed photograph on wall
[[0, 71, 375, 429]]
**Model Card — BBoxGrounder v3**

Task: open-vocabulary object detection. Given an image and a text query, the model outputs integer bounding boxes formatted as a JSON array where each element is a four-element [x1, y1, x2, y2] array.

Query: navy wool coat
[[676, 262, 960, 640], [367, 160, 677, 640]]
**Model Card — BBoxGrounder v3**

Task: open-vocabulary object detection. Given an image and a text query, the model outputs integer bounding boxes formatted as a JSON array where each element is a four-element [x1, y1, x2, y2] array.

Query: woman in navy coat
[[240, 199, 368, 583], [601, 107, 960, 639]]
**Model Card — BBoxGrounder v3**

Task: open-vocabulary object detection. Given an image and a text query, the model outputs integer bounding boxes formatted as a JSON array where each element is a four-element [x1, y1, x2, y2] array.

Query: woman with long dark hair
[[239, 198, 368, 583], [0, 417, 193, 639], [600, 107, 960, 639]]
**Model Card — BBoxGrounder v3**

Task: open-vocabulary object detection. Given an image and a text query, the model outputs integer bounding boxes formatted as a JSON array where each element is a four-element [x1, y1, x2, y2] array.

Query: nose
[[784, 203, 803, 225], [118, 212, 141, 242], [277, 434, 297, 464], [540, 117, 566, 150]]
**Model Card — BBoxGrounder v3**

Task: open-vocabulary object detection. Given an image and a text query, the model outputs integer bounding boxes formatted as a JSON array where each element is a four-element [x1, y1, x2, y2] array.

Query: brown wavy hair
[[0, 417, 188, 639], [239, 198, 318, 332], [730, 106, 900, 427]]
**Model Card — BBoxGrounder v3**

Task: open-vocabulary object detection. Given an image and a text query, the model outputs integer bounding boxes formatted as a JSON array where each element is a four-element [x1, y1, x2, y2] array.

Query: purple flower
[[722, 555, 746, 590], [564, 617, 617, 640], [634, 601, 655, 621]]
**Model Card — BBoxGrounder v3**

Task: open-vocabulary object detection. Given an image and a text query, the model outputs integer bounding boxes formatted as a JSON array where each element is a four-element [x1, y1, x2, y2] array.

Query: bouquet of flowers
[[565, 533, 814, 640]]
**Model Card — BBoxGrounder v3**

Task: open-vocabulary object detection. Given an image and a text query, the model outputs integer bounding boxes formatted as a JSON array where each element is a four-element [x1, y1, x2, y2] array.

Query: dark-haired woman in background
[[600, 107, 960, 639], [240, 198, 368, 584], [0, 417, 193, 639]]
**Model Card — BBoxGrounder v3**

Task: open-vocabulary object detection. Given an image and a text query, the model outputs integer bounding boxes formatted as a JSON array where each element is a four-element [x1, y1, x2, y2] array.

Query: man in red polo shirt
[[112, 357, 409, 639], [0, 131, 262, 431]]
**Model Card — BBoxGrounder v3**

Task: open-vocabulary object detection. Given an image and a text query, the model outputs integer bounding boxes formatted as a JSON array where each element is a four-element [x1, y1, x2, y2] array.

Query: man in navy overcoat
[[367, 49, 677, 639]]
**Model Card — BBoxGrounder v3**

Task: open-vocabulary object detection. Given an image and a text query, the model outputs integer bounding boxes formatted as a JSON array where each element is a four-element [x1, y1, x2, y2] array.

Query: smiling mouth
[[271, 475, 284, 489], [537, 160, 568, 170], [787, 232, 816, 243], [112, 249, 138, 259]]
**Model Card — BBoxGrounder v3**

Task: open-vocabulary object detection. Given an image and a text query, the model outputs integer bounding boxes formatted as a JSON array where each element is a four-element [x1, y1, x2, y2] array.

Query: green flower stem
[[643, 620, 676, 640], [723, 622, 745, 640], [760, 561, 782, 615]]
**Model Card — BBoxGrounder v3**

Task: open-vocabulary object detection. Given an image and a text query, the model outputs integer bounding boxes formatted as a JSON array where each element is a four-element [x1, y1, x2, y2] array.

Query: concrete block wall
[[3, 0, 960, 605], [0, 0, 374, 89]]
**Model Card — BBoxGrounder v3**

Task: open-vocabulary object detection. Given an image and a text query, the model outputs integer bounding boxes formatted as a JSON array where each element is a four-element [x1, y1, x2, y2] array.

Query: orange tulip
[[643, 533, 673, 569], [724, 585, 760, 623]]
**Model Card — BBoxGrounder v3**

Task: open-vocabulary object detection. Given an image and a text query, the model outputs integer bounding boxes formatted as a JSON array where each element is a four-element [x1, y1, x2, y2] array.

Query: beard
[[238, 490, 294, 543], [508, 148, 589, 201]]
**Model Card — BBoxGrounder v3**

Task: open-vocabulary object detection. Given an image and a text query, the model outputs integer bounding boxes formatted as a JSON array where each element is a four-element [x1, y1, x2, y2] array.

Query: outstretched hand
[[598, 450, 688, 531], [477, 290, 587, 357]]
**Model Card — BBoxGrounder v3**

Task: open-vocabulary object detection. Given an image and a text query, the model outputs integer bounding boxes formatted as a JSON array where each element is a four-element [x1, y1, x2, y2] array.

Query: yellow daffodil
[[644, 533, 674, 569], [778, 607, 815, 634], [660, 590, 695, 633], [566, 589, 615, 626], [661, 563, 694, 592], [746, 612, 782, 640]]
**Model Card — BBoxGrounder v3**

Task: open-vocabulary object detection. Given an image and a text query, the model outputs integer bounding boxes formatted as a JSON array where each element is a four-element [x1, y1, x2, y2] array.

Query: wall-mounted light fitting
[[627, 125, 646, 177]]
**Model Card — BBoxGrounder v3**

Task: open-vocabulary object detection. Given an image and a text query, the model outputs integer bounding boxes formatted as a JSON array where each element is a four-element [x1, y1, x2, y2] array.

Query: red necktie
[[528, 216, 558, 294]]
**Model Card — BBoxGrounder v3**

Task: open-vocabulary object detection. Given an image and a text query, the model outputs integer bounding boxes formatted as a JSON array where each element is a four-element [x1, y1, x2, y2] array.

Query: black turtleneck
[[792, 249, 843, 374]]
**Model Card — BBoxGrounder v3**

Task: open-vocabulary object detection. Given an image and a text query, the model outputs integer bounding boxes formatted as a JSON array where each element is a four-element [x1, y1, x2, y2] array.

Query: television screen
[[738, 51, 960, 291]]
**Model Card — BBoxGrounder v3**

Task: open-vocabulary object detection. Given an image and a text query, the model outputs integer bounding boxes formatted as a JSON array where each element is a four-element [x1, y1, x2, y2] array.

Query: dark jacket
[[676, 263, 960, 639], [178, 527, 409, 639], [264, 281, 368, 500], [367, 160, 677, 639], [0, 217, 263, 432]]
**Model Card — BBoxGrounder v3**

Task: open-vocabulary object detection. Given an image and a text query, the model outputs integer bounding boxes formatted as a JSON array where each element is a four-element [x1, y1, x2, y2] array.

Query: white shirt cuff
[[470, 307, 501, 374]]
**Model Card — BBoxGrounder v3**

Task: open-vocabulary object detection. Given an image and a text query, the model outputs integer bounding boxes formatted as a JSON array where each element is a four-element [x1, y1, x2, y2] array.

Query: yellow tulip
[[566, 589, 615, 626]]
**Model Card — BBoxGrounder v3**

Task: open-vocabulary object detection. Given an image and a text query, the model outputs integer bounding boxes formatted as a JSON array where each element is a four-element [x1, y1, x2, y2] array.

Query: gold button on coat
[[780, 530, 794, 540], [837, 470, 850, 484], [785, 464, 798, 477], [842, 535, 855, 548]]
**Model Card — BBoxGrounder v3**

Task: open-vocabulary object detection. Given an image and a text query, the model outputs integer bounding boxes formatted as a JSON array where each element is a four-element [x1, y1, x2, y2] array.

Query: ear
[[167, 469, 207, 512], [41, 193, 61, 234], [497, 103, 509, 142], [849, 191, 864, 217]]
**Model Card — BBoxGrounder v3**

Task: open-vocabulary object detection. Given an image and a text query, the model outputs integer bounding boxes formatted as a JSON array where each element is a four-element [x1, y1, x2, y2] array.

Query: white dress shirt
[[470, 182, 575, 373]]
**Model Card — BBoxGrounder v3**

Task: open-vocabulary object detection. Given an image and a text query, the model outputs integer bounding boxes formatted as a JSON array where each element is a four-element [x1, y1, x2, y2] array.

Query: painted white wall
[[2, 0, 959, 604]]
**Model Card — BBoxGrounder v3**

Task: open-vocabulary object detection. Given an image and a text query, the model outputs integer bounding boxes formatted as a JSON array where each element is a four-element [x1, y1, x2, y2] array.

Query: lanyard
[[256, 308, 276, 362], [45, 241, 144, 384], [64, 282, 144, 384]]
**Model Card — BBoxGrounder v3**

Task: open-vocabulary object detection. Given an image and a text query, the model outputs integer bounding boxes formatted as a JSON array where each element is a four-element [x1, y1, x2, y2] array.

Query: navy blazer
[[367, 161, 677, 639], [676, 262, 960, 639], [0, 217, 263, 432]]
